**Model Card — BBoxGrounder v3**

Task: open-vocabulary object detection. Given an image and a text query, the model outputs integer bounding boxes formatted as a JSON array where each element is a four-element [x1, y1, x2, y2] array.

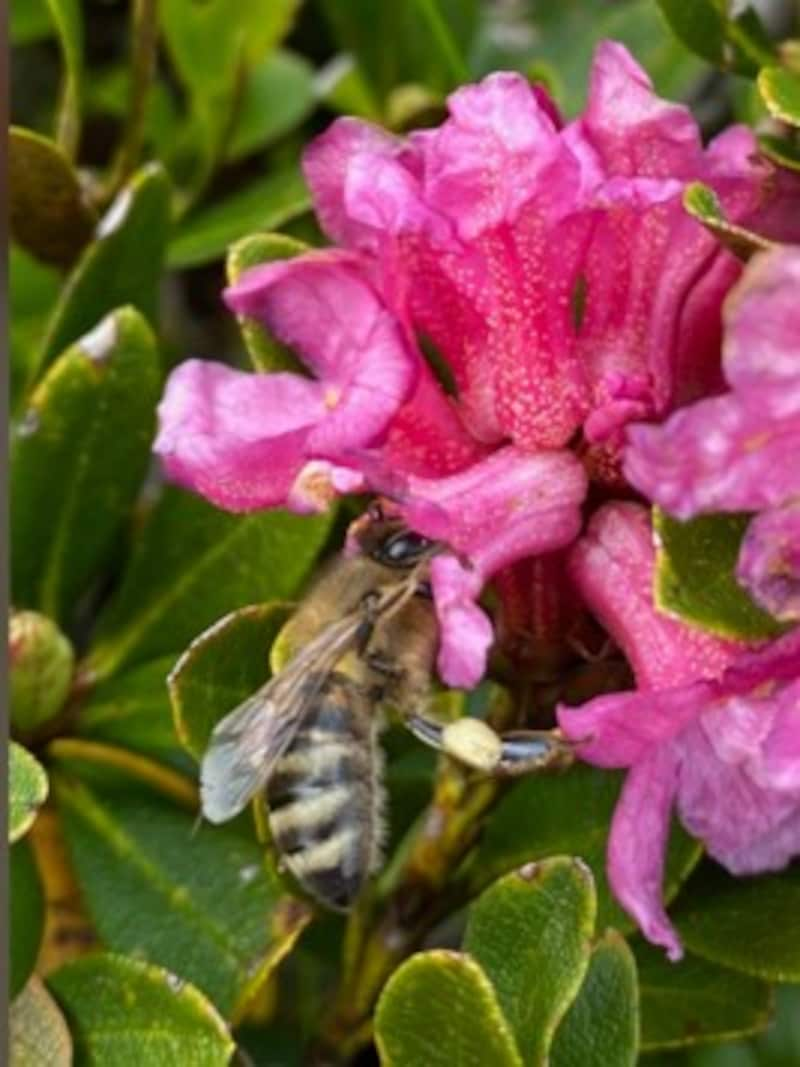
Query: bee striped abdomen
[[266, 672, 384, 911]]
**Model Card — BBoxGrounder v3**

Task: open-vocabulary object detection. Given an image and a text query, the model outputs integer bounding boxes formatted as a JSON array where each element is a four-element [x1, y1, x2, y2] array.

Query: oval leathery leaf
[[463, 857, 596, 1064]]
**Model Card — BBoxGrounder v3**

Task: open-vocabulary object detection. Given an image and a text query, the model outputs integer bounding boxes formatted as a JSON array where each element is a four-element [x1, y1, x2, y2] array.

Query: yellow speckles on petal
[[324, 387, 341, 410]]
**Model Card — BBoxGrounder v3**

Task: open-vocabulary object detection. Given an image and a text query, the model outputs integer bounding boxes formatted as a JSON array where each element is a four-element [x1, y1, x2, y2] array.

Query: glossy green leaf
[[10, 611, 75, 733], [683, 183, 775, 261], [10, 977, 72, 1067], [226, 232, 308, 371], [463, 763, 702, 934], [227, 50, 316, 161], [320, 0, 477, 102], [463, 858, 595, 1063], [86, 487, 331, 680], [11, 308, 161, 625], [9, 127, 96, 268], [654, 1, 725, 64], [10, 743, 49, 844], [654, 510, 785, 641], [10, 839, 45, 999], [550, 930, 639, 1067], [168, 168, 310, 269], [160, 0, 301, 100], [49, 953, 235, 1065], [635, 940, 771, 1051], [85, 64, 181, 161], [169, 602, 292, 759], [315, 54, 382, 121], [758, 135, 800, 173], [375, 950, 523, 1067], [76, 657, 184, 758], [9, 246, 60, 414], [759, 67, 800, 128], [46, 0, 83, 156], [36, 163, 170, 382], [673, 862, 800, 983], [11, 0, 54, 45], [57, 777, 312, 1018]]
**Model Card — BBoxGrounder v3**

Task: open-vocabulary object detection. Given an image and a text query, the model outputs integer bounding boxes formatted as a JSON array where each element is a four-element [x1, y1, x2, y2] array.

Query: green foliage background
[[9, 1, 800, 1064]]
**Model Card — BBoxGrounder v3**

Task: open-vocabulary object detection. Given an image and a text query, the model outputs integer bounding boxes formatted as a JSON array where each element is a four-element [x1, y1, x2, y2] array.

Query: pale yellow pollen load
[[324, 386, 341, 410], [441, 718, 502, 773]]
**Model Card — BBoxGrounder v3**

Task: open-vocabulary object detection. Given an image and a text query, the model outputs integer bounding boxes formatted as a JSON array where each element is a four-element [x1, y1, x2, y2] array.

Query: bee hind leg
[[404, 713, 575, 777]]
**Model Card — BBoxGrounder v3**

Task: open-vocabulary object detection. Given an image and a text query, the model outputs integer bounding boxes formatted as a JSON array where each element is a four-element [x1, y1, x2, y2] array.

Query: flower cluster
[[155, 40, 800, 956]]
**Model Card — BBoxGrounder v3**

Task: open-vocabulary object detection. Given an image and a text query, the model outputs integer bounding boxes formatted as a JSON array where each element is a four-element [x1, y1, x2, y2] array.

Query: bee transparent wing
[[200, 613, 367, 824]]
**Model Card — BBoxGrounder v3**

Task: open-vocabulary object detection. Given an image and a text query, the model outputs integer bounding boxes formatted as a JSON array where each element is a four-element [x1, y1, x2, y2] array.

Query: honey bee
[[200, 505, 572, 911]]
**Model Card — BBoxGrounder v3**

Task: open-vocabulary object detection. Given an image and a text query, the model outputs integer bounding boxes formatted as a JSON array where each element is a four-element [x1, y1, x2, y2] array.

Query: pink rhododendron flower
[[305, 42, 799, 455], [557, 503, 800, 960], [155, 41, 800, 689], [625, 246, 800, 621]]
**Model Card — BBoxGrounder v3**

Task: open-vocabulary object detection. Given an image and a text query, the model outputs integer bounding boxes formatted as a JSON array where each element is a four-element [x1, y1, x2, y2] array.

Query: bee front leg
[[404, 714, 575, 777]]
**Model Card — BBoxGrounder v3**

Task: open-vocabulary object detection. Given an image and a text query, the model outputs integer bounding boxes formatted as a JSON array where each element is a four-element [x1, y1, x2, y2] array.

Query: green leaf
[[76, 657, 185, 758], [10, 839, 45, 999], [654, 510, 786, 641], [46, 0, 83, 157], [673, 862, 800, 983], [56, 777, 312, 1018], [375, 950, 523, 1067], [635, 940, 771, 1051], [653, 1, 726, 65], [9, 127, 96, 268], [758, 135, 800, 173], [10, 246, 60, 414], [10, 743, 49, 844], [227, 50, 316, 162], [758, 67, 800, 128], [226, 231, 309, 371], [11, 308, 161, 625], [10, 611, 75, 733], [168, 603, 291, 759], [160, 0, 301, 102], [35, 163, 171, 384], [463, 858, 595, 1063], [10, 977, 72, 1067], [683, 183, 775, 261], [49, 953, 235, 1065], [86, 487, 332, 680], [11, 0, 54, 45], [464, 764, 702, 934], [550, 930, 639, 1067], [320, 0, 477, 103], [168, 168, 310, 269]]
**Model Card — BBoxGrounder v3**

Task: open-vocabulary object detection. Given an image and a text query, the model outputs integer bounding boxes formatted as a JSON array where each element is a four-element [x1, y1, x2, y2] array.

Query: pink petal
[[302, 118, 407, 250], [606, 746, 684, 961], [578, 41, 702, 179], [567, 503, 741, 688], [676, 712, 800, 875], [224, 252, 416, 446], [625, 394, 800, 517], [430, 555, 493, 689], [155, 361, 325, 511], [420, 72, 568, 238], [396, 447, 587, 571], [557, 684, 711, 769], [723, 246, 800, 397], [737, 504, 800, 622]]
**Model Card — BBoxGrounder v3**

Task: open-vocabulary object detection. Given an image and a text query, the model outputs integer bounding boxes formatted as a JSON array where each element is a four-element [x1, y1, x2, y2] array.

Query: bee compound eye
[[382, 530, 432, 566]]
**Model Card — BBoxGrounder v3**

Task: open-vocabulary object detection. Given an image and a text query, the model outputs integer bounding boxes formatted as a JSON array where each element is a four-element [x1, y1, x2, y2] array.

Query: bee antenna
[[190, 811, 204, 838]]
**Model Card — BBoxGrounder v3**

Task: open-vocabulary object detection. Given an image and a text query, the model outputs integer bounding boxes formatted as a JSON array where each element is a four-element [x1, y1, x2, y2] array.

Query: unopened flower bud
[[10, 610, 75, 732]]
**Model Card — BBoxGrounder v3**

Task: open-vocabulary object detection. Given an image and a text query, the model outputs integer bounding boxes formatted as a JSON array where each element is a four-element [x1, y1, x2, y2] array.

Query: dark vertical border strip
[[2, 0, 12, 1049]]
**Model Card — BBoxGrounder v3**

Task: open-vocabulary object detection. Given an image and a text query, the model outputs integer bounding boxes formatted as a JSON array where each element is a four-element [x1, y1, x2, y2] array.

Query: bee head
[[352, 500, 437, 570]]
